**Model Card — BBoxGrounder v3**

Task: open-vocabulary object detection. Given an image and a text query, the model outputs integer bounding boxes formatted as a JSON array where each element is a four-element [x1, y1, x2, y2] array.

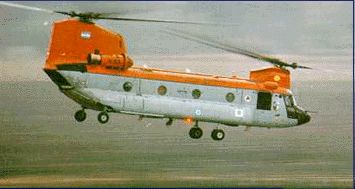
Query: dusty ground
[[0, 80, 352, 188]]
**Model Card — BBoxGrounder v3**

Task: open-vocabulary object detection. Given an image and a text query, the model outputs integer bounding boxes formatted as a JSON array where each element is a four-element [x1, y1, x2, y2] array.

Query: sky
[[0, 1, 352, 81]]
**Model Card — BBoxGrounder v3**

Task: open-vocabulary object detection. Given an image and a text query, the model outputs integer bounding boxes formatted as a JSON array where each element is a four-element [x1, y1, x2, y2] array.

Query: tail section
[[44, 19, 132, 71]]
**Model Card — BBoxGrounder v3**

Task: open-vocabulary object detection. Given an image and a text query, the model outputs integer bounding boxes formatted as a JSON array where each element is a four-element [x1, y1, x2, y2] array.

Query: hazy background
[[0, 1, 353, 188], [0, 1, 352, 81]]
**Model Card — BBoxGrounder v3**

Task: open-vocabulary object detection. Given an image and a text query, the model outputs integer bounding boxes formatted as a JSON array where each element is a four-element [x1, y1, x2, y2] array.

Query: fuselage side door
[[255, 91, 273, 126]]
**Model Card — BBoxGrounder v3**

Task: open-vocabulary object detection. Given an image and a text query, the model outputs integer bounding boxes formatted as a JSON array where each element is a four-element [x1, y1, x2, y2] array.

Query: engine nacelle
[[87, 53, 133, 70]]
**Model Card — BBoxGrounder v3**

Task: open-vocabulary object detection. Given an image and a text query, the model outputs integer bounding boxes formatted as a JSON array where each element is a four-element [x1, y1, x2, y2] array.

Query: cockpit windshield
[[283, 94, 310, 123], [283, 95, 298, 119], [284, 95, 297, 107]]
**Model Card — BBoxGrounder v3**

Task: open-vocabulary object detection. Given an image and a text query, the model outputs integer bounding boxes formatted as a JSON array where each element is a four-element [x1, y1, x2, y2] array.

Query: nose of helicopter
[[297, 110, 311, 125]]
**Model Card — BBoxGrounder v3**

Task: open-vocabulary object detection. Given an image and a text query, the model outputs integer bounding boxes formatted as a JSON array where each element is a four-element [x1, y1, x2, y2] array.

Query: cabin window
[[158, 85, 167, 95], [257, 92, 272, 110], [123, 82, 133, 92], [225, 93, 235, 102], [192, 89, 201, 99], [244, 95, 251, 102]]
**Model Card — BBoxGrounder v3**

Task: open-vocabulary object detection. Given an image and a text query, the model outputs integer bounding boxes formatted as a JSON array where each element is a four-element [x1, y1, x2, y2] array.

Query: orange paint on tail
[[45, 19, 129, 69]]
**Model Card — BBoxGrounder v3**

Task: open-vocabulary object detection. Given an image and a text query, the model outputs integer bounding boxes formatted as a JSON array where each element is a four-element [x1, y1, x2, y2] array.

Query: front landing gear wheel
[[189, 127, 203, 139], [98, 112, 109, 124], [74, 110, 86, 122], [211, 129, 225, 141]]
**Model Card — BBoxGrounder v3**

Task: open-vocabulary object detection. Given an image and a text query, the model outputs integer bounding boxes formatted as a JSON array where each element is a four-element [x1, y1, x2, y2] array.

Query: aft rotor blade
[[0, 2, 157, 18], [54, 11, 74, 16], [97, 16, 226, 26], [0, 1, 74, 17], [0, 2, 233, 26], [0, 1, 54, 13]]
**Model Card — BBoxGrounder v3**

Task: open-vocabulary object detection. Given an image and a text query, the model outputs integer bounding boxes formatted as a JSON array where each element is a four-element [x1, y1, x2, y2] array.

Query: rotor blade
[[0, 1, 75, 17], [99, 6, 164, 17], [54, 11, 73, 17], [0, 2, 233, 26], [164, 29, 311, 69], [296, 65, 312, 69], [0, 1, 54, 13], [164, 29, 286, 66], [97, 16, 227, 26], [0, 2, 160, 18]]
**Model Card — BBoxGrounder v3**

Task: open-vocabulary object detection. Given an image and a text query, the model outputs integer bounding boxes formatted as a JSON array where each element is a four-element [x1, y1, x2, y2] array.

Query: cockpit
[[284, 95, 296, 107], [283, 95, 311, 125]]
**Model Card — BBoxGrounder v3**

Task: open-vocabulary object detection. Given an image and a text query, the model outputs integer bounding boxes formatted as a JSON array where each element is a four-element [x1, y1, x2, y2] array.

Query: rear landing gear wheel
[[74, 110, 86, 122], [189, 127, 203, 139], [211, 129, 225, 141], [98, 112, 109, 124]]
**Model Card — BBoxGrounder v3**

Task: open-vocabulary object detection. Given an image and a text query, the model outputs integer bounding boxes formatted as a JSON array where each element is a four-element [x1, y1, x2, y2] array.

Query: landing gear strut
[[74, 109, 86, 122], [211, 129, 225, 141], [98, 111, 109, 124], [166, 118, 173, 126], [189, 121, 203, 139]]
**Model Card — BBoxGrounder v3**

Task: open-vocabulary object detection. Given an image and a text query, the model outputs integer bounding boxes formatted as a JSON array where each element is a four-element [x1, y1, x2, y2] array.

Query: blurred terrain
[[0, 78, 352, 188]]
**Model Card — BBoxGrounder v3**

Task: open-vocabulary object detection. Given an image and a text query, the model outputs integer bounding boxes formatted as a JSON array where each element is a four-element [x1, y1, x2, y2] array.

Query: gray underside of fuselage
[[53, 70, 297, 128]]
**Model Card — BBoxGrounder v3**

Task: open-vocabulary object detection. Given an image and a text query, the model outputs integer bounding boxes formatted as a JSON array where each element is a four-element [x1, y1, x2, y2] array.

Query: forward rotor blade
[[164, 29, 311, 69], [164, 29, 285, 66], [97, 16, 226, 26], [0, 1, 54, 13], [296, 65, 312, 69]]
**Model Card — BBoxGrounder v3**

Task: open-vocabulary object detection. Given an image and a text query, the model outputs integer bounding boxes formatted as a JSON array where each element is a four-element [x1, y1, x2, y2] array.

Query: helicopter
[[1, 2, 311, 141]]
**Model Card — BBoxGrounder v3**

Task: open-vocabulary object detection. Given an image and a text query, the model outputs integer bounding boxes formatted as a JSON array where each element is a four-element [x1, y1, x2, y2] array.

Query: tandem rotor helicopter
[[2, 2, 311, 141]]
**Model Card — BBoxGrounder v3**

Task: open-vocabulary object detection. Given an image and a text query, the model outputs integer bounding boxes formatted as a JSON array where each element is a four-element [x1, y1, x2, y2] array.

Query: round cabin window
[[192, 89, 201, 99], [158, 85, 167, 95], [123, 82, 133, 92], [244, 95, 251, 102], [226, 92, 235, 102]]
